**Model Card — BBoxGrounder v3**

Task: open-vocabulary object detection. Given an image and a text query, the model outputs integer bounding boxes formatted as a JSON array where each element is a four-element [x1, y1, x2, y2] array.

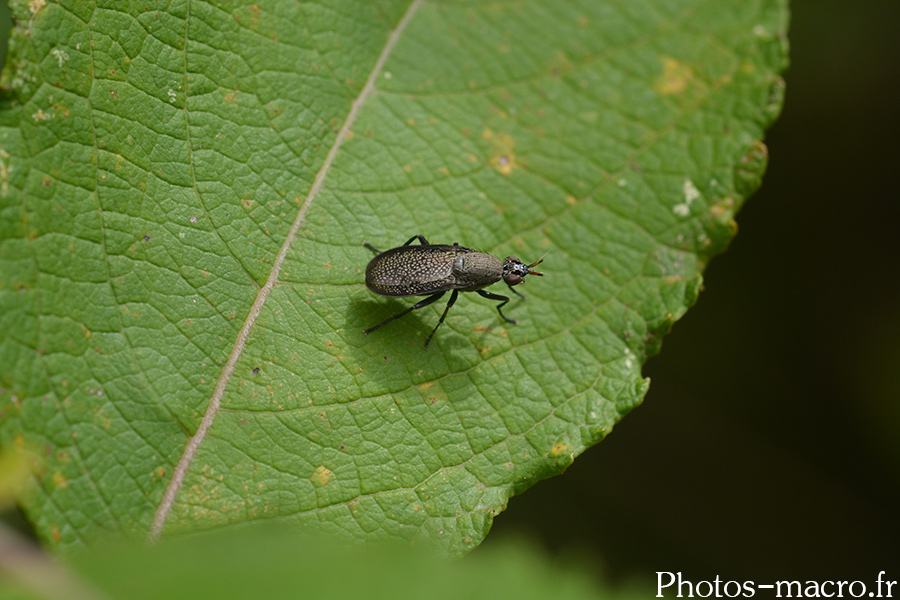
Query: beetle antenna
[[526, 251, 548, 275]]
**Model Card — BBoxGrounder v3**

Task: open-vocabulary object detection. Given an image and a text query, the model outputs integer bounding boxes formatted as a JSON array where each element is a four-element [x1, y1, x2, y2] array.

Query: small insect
[[363, 234, 544, 349]]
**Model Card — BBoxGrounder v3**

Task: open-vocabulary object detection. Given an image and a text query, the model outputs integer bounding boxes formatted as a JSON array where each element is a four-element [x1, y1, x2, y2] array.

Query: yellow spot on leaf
[[52, 471, 68, 489], [482, 129, 518, 175], [654, 56, 693, 96], [417, 382, 447, 404], [311, 465, 333, 487], [550, 442, 570, 457]]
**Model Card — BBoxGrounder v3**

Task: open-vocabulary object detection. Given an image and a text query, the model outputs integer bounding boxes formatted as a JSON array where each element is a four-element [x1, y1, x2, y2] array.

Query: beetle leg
[[364, 291, 446, 337], [365, 234, 429, 255], [402, 234, 430, 246], [424, 289, 459, 350], [476, 289, 516, 325], [507, 283, 526, 299]]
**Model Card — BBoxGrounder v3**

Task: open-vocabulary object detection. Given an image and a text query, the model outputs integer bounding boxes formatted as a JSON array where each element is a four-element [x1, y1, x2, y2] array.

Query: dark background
[[483, 0, 900, 584], [2, 0, 897, 585]]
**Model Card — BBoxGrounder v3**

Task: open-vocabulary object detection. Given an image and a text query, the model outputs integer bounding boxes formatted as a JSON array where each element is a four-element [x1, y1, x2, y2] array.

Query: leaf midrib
[[146, 0, 426, 543]]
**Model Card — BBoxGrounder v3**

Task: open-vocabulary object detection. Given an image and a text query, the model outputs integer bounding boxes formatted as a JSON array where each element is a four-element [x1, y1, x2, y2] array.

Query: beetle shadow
[[345, 294, 478, 356]]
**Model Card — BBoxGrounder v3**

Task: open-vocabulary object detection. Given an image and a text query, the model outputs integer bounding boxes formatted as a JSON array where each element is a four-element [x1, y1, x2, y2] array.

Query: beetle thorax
[[451, 252, 504, 290]]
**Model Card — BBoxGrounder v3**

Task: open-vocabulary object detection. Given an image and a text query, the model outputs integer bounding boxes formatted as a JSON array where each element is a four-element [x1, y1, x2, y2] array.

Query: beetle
[[362, 234, 543, 349]]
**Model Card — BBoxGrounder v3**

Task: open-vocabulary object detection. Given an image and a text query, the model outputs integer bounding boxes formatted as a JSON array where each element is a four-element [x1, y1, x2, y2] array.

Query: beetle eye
[[504, 273, 523, 286], [505, 256, 520, 264]]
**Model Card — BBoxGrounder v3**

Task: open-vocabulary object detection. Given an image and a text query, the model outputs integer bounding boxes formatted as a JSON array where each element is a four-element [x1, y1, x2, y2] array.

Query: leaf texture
[[0, 0, 788, 554]]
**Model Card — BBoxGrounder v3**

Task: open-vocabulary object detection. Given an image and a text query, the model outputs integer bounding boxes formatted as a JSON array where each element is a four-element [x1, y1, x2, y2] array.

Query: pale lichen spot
[[624, 348, 635, 369], [9, 68, 36, 93], [674, 179, 700, 217], [168, 89, 178, 103], [311, 465, 333, 487], [51, 48, 69, 68], [683, 178, 700, 203], [28, 0, 45, 15], [617, 178, 628, 187], [654, 56, 693, 96]]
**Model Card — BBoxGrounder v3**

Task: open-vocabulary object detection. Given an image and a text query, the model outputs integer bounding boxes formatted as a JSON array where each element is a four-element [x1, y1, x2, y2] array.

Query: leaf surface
[[0, 0, 788, 554]]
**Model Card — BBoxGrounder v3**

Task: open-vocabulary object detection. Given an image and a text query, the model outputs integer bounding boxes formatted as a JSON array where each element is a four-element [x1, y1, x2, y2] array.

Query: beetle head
[[502, 256, 544, 286]]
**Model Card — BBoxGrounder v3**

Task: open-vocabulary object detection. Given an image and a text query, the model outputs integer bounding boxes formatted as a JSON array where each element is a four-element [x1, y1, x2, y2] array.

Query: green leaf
[[0, 0, 788, 555], [1, 524, 650, 600]]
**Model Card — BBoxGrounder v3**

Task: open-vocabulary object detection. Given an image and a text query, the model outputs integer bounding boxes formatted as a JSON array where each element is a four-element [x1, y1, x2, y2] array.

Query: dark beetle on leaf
[[363, 234, 543, 349]]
